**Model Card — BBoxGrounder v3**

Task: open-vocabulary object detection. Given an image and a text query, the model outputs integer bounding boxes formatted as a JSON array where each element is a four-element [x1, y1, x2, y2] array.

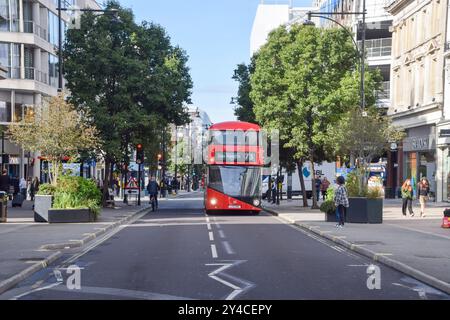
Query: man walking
[[334, 176, 349, 228]]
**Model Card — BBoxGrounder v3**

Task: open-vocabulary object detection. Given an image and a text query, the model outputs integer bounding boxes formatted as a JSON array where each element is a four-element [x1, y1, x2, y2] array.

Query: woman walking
[[401, 179, 414, 218], [334, 176, 349, 228], [418, 177, 430, 218], [321, 177, 331, 201]]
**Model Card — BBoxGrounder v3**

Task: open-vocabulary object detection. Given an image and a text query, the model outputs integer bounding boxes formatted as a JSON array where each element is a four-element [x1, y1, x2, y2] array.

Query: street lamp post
[[57, 2, 119, 92], [304, 0, 367, 111]]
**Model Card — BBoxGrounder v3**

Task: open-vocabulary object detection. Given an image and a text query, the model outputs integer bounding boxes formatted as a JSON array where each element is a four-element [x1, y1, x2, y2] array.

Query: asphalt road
[[1, 192, 449, 300]]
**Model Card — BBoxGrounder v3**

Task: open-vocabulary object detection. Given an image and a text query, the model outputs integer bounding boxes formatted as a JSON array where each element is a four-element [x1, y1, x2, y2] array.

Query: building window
[[0, 101, 11, 122], [0, 0, 20, 32], [49, 53, 58, 87], [0, 42, 20, 79]]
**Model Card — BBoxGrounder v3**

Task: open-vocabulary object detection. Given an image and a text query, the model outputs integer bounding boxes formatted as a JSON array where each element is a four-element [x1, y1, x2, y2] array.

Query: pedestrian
[[401, 179, 414, 218], [30, 177, 40, 202], [0, 169, 10, 193], [19, 177, 27, 198], [315, 175, 322, 202], [147, 176, 159, 209], [418, 177, 430, 218], [334, 176, 349, 228], [271, 178, 277, 204], [321, 177, 331, 201]]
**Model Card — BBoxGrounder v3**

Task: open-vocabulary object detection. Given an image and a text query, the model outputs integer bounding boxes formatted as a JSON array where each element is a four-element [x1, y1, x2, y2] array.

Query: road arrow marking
[[206, 260, 254, 300]]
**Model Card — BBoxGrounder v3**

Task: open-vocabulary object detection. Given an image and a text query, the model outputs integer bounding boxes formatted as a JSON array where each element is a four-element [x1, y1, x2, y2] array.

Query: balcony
[[25, 67, 49, 85], [24, 20, 48, 42], [358, 38, 392, 58]]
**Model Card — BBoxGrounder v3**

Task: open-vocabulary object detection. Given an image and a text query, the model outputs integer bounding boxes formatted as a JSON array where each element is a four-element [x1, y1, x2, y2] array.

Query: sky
[[117, 0, 311, 124]]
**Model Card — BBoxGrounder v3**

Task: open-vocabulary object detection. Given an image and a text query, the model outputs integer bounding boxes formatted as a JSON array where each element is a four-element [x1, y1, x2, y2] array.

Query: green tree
[[250, 24, 381, 209], [63, 1, 192, 205], [329, 106, 405, 196], [7, 94, 99, 186], [232, 58, 257, 123]]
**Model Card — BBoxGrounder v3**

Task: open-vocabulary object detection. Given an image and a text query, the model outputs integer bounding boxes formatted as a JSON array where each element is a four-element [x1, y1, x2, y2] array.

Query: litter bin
[[0, 191, 7, 223]]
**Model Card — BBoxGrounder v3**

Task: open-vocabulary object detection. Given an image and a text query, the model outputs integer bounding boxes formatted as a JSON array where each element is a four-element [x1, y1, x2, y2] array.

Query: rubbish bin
[[0, 191, 7, 223]]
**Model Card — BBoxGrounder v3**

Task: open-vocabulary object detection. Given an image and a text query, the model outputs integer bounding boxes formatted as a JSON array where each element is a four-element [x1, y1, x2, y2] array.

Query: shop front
[[403, 129, 437, 201]]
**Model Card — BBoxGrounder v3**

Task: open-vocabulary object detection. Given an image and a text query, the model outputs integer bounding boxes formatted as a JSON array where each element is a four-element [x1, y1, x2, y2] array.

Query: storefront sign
[[403, 135, 436, 152], [440, 129, 450, 137]]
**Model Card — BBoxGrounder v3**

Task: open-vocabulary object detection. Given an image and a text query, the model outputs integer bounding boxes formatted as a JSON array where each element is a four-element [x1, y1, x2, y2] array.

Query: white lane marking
[[207, 223, 212, 231], [210, 244, 218, 259], [206, 217, 210, 223], [45, 285, 192, 300], [209, 232, 214, 242], [222, 241, 236, 255], [218, 230, 226, 239], [11, 282, 61, 300], [206, 261, 254, 300]]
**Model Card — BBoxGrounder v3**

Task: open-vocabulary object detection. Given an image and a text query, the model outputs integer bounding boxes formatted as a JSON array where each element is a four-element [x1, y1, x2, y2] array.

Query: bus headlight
[[210, 198, 218, 206], [253, 199, 261, 207]]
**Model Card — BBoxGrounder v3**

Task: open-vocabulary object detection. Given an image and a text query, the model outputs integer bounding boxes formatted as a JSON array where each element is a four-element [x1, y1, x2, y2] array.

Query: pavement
[[0, 191, 194, 295], [0, 192, 448, 300], [262, 197, 450, 295]]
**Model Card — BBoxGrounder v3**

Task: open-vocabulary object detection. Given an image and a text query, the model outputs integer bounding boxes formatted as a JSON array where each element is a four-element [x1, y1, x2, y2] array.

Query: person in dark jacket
[[0, 170, 10, 193], [147, 177, 159, 208]]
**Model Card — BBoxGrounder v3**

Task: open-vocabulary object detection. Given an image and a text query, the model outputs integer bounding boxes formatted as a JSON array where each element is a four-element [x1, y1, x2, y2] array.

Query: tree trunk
[[297, 160, 308, 207], [310, 152, 319, 210], [102, 157, 112, 207]]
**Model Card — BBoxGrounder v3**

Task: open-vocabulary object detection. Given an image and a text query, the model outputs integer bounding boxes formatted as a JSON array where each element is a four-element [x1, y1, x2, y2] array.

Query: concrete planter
[[347, 198, 383, 224], [325, 210, 338, 223], [34, 195, 53, 223], [48, 209, 96, 224]]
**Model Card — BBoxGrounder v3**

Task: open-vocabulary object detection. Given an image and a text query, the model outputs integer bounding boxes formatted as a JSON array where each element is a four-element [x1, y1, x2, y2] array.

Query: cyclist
[[147, 176, 159, 211]]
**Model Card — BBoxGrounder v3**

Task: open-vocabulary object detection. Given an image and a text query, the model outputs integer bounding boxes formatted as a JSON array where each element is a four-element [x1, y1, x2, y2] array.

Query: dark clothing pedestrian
[[271, 181, 277, 204], [0, 174, 10, 193], [321, 179, 331, 201], [30, 178, 40, 202], [315, 178, 322, 201], [147, 180, 159, 207]]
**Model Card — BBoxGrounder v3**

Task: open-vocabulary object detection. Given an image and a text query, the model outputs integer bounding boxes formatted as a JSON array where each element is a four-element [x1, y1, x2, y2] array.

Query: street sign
[[126, 189, 139, 195], [125, 177, 139, 190]]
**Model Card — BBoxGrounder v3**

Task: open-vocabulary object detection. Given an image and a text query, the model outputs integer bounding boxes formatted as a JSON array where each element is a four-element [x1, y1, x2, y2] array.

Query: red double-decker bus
[[204, 121, 263, 215]]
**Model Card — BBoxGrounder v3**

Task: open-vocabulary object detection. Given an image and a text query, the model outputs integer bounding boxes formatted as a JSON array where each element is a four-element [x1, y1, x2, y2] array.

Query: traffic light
[[136, 144, 144, 164], [157, 153, 163, 170], [1, 154, 9, 165]]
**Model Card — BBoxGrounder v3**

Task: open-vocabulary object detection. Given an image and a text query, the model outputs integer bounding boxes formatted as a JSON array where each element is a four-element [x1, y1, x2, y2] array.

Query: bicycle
[[150, 194, 157, 212]]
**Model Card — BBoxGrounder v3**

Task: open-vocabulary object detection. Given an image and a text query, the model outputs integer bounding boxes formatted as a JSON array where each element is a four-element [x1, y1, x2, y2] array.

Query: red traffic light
[[157, 154, 162, 160], [137, 144, 143, 150]]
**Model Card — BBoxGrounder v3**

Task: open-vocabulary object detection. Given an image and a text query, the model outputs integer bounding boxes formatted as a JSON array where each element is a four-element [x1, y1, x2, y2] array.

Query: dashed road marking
[[210, 244, 218, 259], [218, 230, 226, 239], [209, 232, 214, 242], [222, 241, 236, 255]]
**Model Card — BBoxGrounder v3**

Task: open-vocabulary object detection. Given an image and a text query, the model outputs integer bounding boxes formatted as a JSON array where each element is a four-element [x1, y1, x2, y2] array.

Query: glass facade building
[[0, 0, 100, 180]]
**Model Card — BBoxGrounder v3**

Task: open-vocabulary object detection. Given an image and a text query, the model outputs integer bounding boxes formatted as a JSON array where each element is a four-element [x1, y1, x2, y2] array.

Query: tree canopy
[[250, 24, 382, 208], [63, 1, 192, 203]]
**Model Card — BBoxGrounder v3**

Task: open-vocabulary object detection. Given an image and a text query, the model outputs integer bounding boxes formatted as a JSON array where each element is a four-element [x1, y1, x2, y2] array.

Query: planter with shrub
[[35, 176, 101, 224], [345, 170, 383, 224], [320, 188, 337, 222]]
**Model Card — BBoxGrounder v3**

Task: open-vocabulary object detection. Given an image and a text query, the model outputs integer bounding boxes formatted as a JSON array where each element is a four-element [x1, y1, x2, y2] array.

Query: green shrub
[[37, 184, 57, 196], [320, 188, 336, 214], [320, 200, 336, 214], [52, 176, 102, 218], [346, 170, 368, 198]]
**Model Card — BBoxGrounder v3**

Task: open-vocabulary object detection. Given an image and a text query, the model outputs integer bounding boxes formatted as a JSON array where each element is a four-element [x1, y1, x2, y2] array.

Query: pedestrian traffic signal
[[1, 154, 9, 164], [136, 144, 144, 164], [157, 154, 164, 170]]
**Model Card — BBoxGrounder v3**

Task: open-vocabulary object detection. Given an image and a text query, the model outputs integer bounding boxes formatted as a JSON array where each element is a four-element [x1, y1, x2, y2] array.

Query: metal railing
[[358, 38, 392, 58], [25, 67, 49, 84]]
